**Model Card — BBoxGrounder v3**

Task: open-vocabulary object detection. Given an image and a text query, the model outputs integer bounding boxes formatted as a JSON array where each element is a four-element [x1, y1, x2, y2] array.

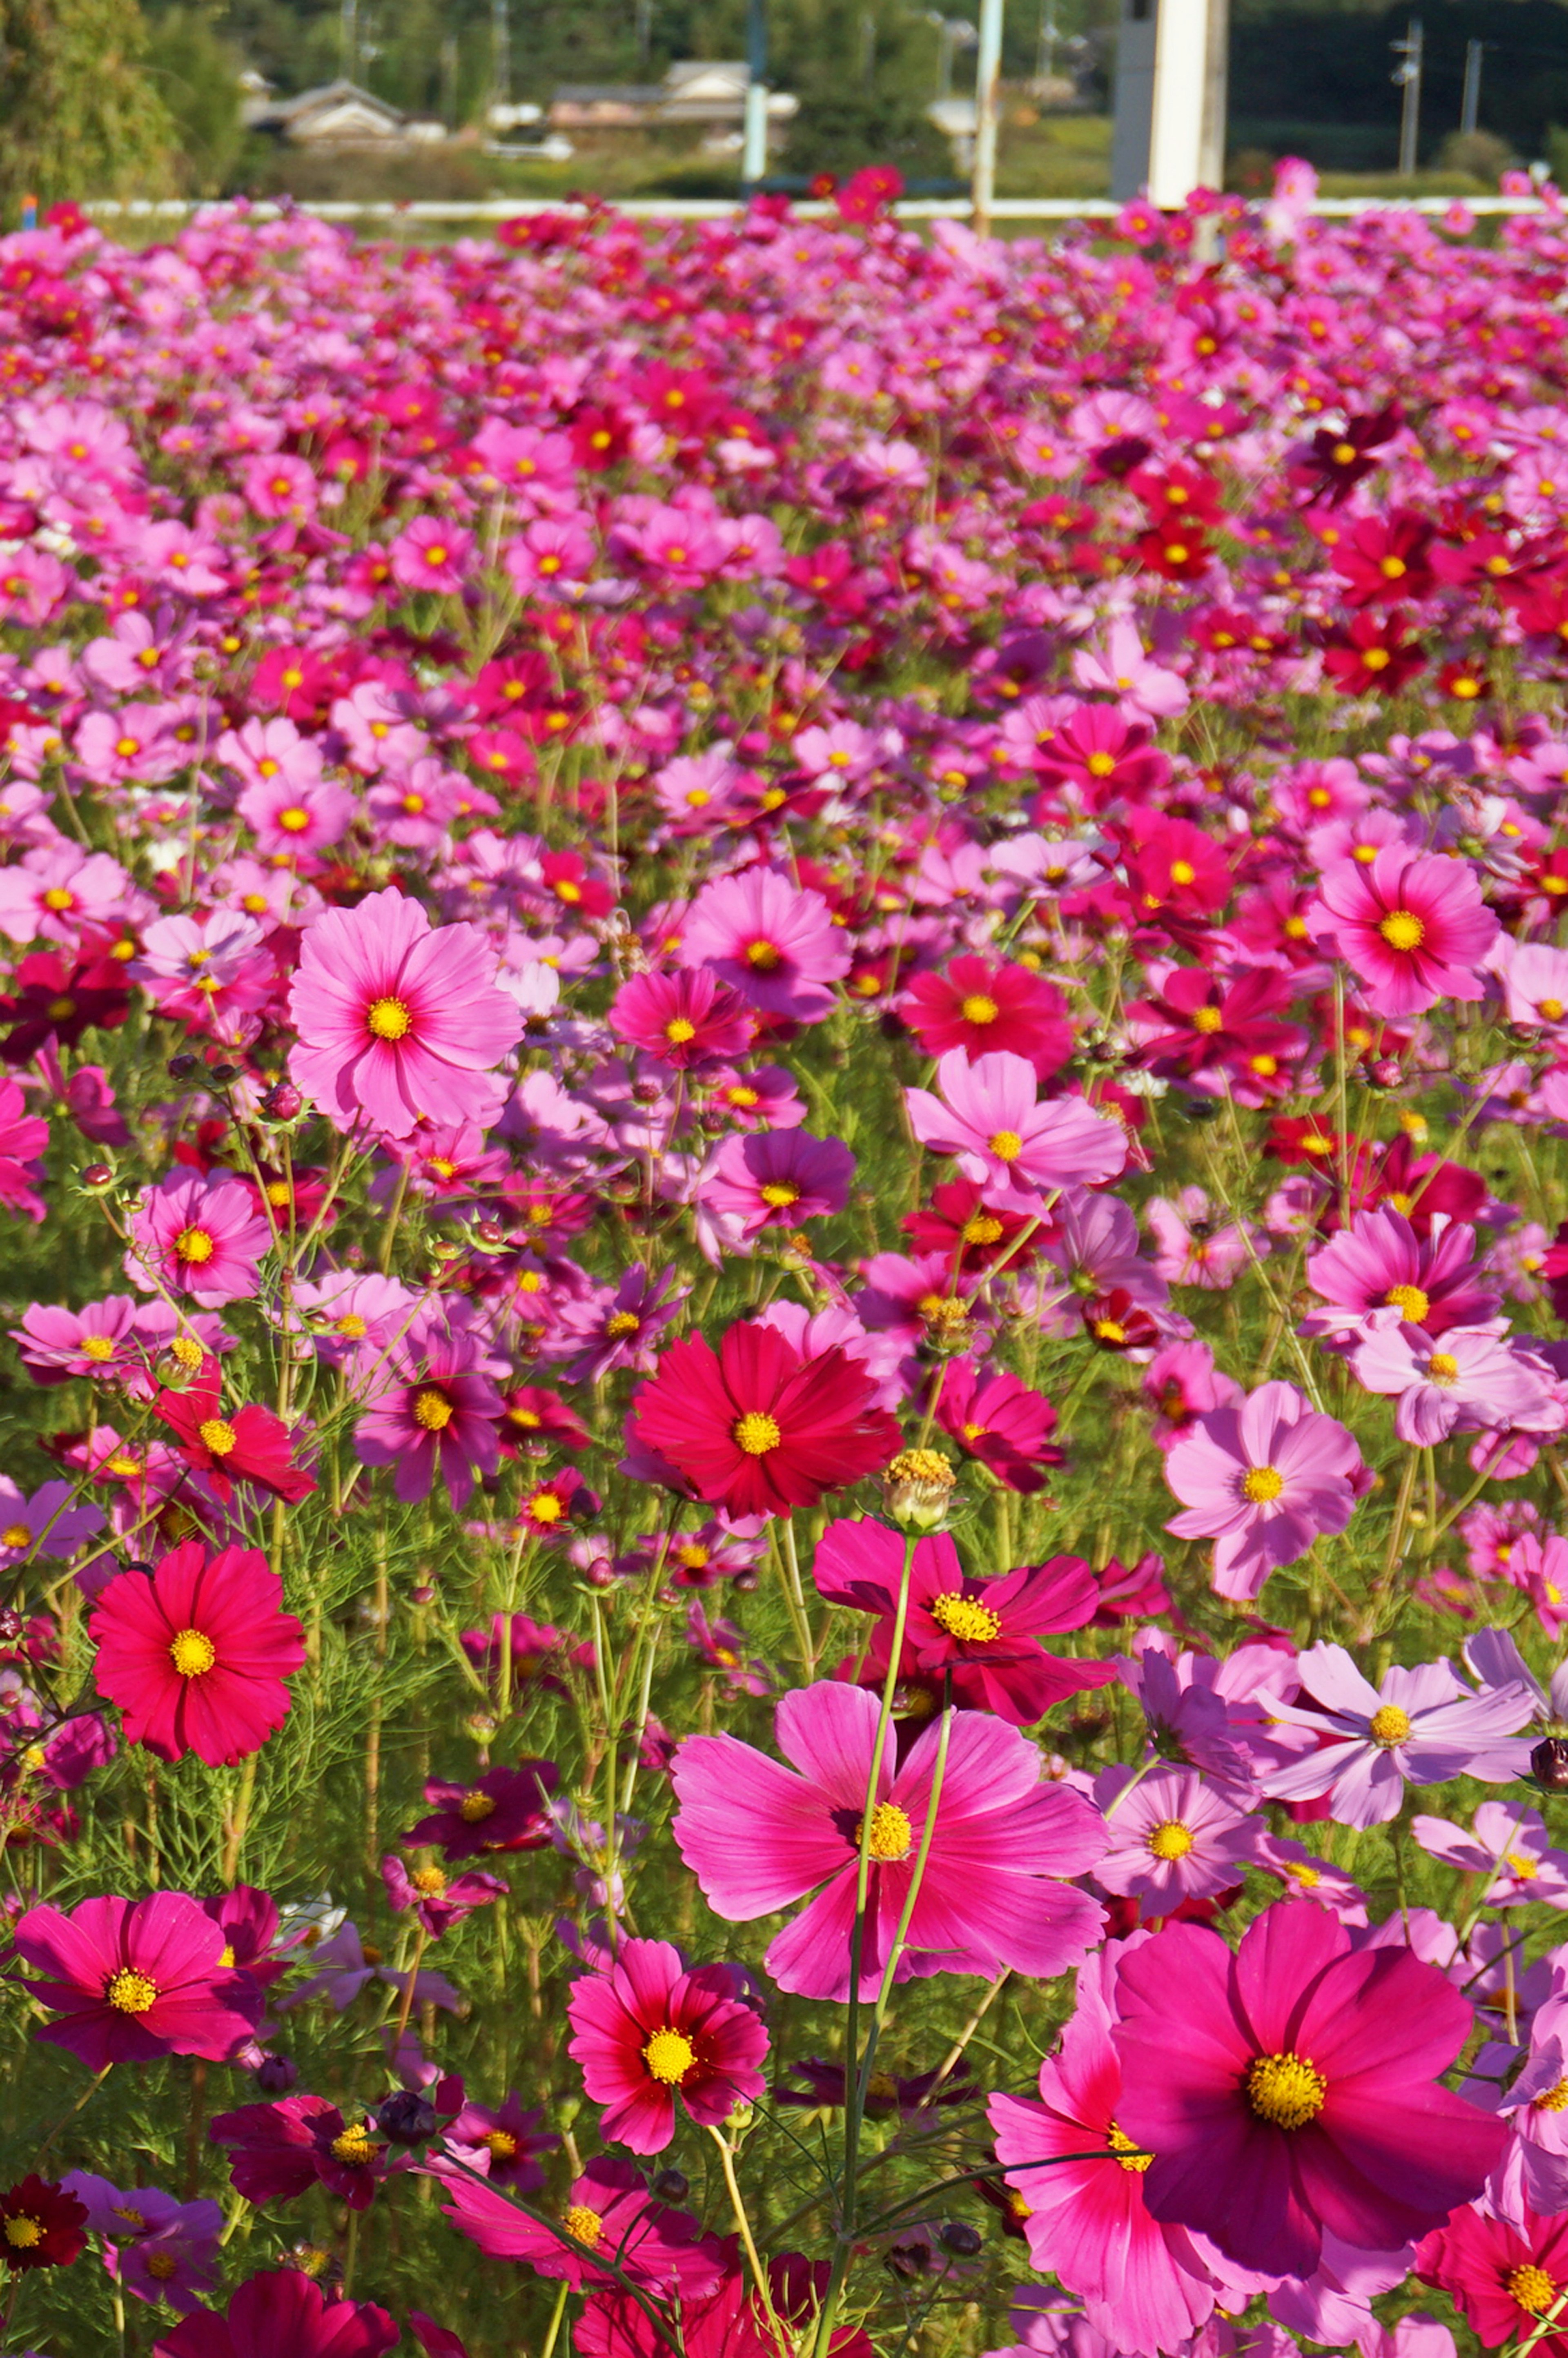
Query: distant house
[[547, 62, 796, 143], [244, 79, 419, 146]]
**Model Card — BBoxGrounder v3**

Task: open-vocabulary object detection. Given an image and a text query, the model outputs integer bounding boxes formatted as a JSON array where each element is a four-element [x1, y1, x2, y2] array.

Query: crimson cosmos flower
[[0, 2174, 87, 2272], [151, 1355, 315, 1503], [13, 1891, 262, 2069], [566, 1935, 770, 2153], [152, 2268, 398, 2358], [89, 1540, 307, 1766]]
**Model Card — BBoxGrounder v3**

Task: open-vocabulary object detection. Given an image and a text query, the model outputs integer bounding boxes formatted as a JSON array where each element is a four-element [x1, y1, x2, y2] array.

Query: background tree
[[0, 0, 175, 212]]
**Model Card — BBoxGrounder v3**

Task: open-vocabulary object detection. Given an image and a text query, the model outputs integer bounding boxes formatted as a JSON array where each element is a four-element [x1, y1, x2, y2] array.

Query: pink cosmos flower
[[932, 1357, 1064, 1493], [679, 867, 850, 1022], [901, 957, 1073, 1077], [565, 1935, 770, 2152], [813, 1518, 1114, 1724], [13, 1891, 262, 2070], [353, 1314, 506, 1508], [990, 1939, 1229, 2357], [702, 1128, 854, 1240], [672, 1679, 1106, 2001], [390, 515, 474, 597], [381, 1854, 507, 1938], [1304, 1207, 1494, 1340], [208, 2095, 386, 2211], [0, 844, 136, 944], [906, 1051, 1126, 1202], [11, 1294, 144, 1385], [0, 1475, 102, 1567], [1112, 1900, 1507, 2277], [1415, 2203, 1568, 2358], [89, 1541, 307, 1766], [1164, 1381, 1366, 1601], [441, 2153, 725, 2295], [289, 887, 521, 1140], [152, 2267, 398, 2358], [1412, 1800, 1568, 1909], [1309, 847, 1498, 1015], [127, 1173, 272, 1308], [1092, 1765, 1259, 1913], [1258, 1643, 1534, 1826], [609, 967, 754, 1069], [237, 768, 357, 859], [1351, 1317, 1559, 1445]]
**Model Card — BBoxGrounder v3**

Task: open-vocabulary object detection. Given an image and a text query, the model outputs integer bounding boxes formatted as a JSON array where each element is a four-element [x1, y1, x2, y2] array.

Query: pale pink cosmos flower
[[288, 887, 521, 1140], [1259, 1643, 1535, 1827], [126, 1173, 273, 1309], [1303, 1207, 1495, 1342], [1146, 1187, 1263, 1289], [1164, 1379, 1365, 1601], [906, 1051, 1127, 1203], [0, 845, 136, 945], [1071, 619, 1189, 720], [701, 1129, 855, 1242], [1412, 1801, 1568, 1910], [237, 768, 358, 859], [1092, 1764, 1259, 1915], [679, 866, 850, 1022], [1497, 939, 1568, 1031], [1351, 1316, 1560, 1445]]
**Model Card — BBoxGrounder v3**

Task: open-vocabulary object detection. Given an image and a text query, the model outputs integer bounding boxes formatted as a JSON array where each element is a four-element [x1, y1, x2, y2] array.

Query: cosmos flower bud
[[1532, 1737, 1568, 1794], [882, 1447, 957, 1529], [258, 1079, 305, 1122], [376, 2089, 439, 2146]]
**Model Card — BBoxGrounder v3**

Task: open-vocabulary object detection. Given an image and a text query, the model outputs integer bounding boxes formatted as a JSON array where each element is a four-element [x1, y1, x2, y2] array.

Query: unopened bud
[[79, 1163, 116, 1193], [1533, 1737, 1568, 1794], [256, 2052, 297, 2093], [259, 1080, 305, 1122], [939, 2220, 982, 2256], [882, 1448, 957, 1531], [166, 1053, 198, 1079], [376, 2089, 439, 2145]]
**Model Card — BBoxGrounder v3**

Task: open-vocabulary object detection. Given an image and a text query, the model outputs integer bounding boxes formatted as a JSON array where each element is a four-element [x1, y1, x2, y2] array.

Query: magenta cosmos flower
[[1304, 1206, 1494, 1340], [127, 1173, 272, 1309], [679, 866, 850, 1022], [441, 2153, 725, 2296], [1111, 1901, 1507, 2277], [1164, 1380, 1365, 1602], [13, 1891, 261, 2070], [990, 1941, 1228, 2357], [813, 1518, 1115, 1725], [288, 887, 521, 1140], [152, 2268, 398, 2358], [901, 956, 1072, 1076], [608, 967, 753, 1070], [702, 1128, 855, 1239], [1309, 846, 1498, 1017], [629, 1323, 900, 1518], [90, 1541, 306, 1767], [906, 1051, 1126, 1201], [565, 1935, 769, 2153], [1259, 1642, 1534, 1827], [353, 1317, 506, 1508], [1416, 2202, 1568, 2358], [671, 1680, 1105, 2002], [932, 1356, 1063, 1494]]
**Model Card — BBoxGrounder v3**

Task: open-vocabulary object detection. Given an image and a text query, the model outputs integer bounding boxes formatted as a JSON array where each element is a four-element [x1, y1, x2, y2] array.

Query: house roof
[[266, 79, 406, 126]]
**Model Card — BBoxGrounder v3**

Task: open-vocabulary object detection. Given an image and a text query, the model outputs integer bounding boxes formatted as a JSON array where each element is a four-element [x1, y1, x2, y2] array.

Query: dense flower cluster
[[0, 160, 1565, 2356]]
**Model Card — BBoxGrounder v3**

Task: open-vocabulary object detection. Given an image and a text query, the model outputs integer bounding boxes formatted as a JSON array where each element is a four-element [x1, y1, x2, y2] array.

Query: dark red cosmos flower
[[497, 1385, 589, 1457], [1331, 510, 1435, 607], [900, 956, 1072, 1077], [1081, 1289, 1161, 1353], [1128, 462, 1224, 530], [154, 2266, 398, 2358], [0, 945, 129, 1063], [209, 2095, 387, 2213], [814, 1519, 1115, 1726], [1415, 2201, 1568, 2358], [403, 1760, 559, 1859], [382, 1854, 506, 1939], [1292, 404, 1401, 503], [1348, 1132, 1487, 1236], [1130, 523, 1212, 582], [1265, 1115, 1347, 1170], [1090, 1551, 1174, 1625], [577, 2249, 875, 2358], [1321, 611, 1425, 696], [933, 1357, 1063, 1494], [1121, 813, 1233, 923], [629, 1324, 900, 1519], [0, 2173, 87, 2271], [152, 1357, 315, 1504], [902, 1179, 1039, 1274]]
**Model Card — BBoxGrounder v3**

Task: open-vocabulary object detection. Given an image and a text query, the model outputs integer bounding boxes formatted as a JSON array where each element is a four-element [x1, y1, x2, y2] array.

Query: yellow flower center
[[169, 1334, 204, 1368], [174, 1226, 215, 1266], [759, 1182, 800, 1209], [0, 1525, 29, 1551], [145, 2250, 178, 2280], [733, 1412, 781, 1456], [1170, 859, 1196, 886], [1245, 2050, 1327, 2130], [413, 1389, 453, 1432], [1384, 1283, 1430, 1322], [4, 2217, 42, 2249], [960, 994, 1000, 1024], [745, 940, 782, 971], [1535, 2080, 1568, 2113], [82, 1334, 116, 1361], [41, 887, 74, 911], [1282, 1860, 1320, 1888], [366, 996, 412, 1042], [1107, 2122, 1152, 2173], [197, 1418, 237, 1456], [643, 2026, 697, 2084], [528, 1494, 564, 1523], [330, 2124, 379, 2167], [1086, 750, 1116, 777], [929, 1591, 1002, 1644], [962, 1213, 1004, 1245], [563, 2204, 604, 2248], [666, 1017, 697, 1044], [1379, 910, 1425, 952], [105, 1968, 159, 2014], [459, 1790, 497, 1823], [1192, 1004, 1224, 1033], [412, 1866, 446, 1894], [859, 1801, 913, 1862], [605, 1311, 641, 1338], [1370, 1703, 1412, 1746], [1428, 1353, 1460, 1384], [1507, 1852, 1538, 1880], [170, 1627, 216, 1678], [1542, 999, 1566, 1022], [278, 806, 310, 833], [1509, 2265, 1558, 2317], [1241, 1465, 1284, 1503], [1147, 1820, 1195, 1860], [988, 1129, 1023, 1162], [484, 2129, 519, 2157]]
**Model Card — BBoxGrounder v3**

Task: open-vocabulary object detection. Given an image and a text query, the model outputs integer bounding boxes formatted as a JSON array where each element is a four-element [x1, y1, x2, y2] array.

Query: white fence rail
[[81, 194, 1553, 225]]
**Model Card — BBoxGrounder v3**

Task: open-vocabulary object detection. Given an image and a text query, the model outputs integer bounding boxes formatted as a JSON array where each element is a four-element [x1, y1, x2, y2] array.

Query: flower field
[[4, 164, 1568, 2357]]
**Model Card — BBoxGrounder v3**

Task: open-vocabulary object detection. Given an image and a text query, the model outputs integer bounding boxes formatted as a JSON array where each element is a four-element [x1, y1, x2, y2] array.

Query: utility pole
[[1110, 0, 1228, 206], [1036, 0, 1058, 80], [340, 0, 358, 83], [1391, 18, 1423, 179], [972, 0, 1004, 236], [491, 0, 510, 116], [741, 0, 769, 188], [1459, 38, 1482, 136]]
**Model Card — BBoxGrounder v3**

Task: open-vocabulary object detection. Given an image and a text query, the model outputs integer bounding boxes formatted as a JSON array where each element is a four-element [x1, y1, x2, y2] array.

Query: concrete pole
[[1111, 0, 1229, 207], [971, 0, 1004, 236], [1459, 39, 1481, 136], [1394, 19, 1423, 178], [742, 0, 770, 186]]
